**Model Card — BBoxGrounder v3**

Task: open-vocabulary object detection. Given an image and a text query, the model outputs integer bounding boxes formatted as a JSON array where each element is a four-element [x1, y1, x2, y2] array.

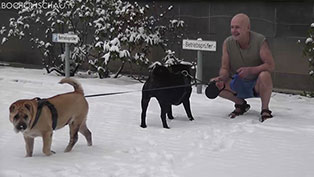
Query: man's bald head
[[231, 13, 251, 30], [230, 13, 251, 42]]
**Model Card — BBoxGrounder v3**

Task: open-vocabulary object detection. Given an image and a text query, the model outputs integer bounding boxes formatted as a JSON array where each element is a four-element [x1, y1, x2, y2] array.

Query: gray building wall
[[1, 1, 314, 91]]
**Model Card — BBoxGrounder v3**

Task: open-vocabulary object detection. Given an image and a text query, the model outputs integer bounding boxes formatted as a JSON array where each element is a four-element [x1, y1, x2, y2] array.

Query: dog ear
[[23, 102, 33, 113], [24, 103, 31, 111], [9, 104, 15, 112]]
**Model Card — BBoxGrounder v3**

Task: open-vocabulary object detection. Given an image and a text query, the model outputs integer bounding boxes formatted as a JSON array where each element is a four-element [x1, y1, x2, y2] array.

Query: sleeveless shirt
[[226, 31, 265, 80]]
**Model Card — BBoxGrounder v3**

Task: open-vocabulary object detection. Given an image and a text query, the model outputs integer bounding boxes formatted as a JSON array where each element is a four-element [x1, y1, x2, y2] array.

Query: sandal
[[229, 100, 250, 118], [259, 109, 273, 122]]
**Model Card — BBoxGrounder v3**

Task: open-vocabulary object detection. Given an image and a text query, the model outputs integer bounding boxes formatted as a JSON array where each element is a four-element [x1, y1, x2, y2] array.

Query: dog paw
[[140, 124, 147, 128], [64, 147, 72, 152], [168, 116, 174, 120], [43, 150, 55, 156]]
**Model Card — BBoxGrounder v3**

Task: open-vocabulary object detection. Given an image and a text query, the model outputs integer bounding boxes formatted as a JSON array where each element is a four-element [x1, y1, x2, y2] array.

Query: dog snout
[[16, 122, 27, 131]]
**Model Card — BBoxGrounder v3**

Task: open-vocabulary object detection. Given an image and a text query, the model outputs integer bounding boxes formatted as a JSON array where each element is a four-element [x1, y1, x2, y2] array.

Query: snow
[[119, 50, 130, 58], [101, 53, 110, 64], [305, 37, 313, 44], [1, 37, 8, 45], [1, 66, 314, 177]]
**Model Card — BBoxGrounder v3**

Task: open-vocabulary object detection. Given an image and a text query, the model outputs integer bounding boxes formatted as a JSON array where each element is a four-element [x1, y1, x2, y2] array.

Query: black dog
[[140, 63, 194, 129]]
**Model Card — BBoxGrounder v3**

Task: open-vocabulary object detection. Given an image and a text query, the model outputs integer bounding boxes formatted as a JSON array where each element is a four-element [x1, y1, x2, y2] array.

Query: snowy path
[[0, 67, 314, 177]]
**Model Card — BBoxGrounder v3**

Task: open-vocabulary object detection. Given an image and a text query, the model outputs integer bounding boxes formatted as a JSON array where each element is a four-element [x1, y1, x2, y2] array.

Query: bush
[[301, 23, 314, 97], [0, 0, 185, 78]]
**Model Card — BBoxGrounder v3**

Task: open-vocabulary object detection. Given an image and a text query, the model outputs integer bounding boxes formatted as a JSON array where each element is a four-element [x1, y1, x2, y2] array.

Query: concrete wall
[[1, 1, 314, 91]]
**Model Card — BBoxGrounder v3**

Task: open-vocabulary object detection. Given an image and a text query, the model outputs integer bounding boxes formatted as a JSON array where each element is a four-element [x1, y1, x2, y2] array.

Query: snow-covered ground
[[0, 66, 314, 177]]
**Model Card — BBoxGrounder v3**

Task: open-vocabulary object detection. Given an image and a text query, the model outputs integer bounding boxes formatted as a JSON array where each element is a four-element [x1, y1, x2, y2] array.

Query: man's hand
[[210, 76, 225, 90], [236, 67, 253, 78], [210, 76, 223, 82]]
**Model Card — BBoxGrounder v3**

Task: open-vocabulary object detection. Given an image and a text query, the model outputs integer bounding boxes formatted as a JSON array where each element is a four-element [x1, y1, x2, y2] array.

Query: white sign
[[52, 33, 79, 44], [182, 39, 216, 51]]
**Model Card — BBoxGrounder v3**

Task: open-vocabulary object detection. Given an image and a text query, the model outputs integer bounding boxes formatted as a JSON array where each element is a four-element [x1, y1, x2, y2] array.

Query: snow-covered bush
[[148, 50, 194, 78], [0, 0, 185, 78], [1, 0, 93, 76], [91, 1, 185, 78], [301, 23, 314, 96], [162, 50, 193, 67], [303, 23, 314, 78]]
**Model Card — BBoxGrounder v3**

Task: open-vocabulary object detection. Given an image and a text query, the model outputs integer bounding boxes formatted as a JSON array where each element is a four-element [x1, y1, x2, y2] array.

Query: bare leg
[[254, 71, 273, 114], [218, 79, 244, 104], [217, 79, 249, 118]]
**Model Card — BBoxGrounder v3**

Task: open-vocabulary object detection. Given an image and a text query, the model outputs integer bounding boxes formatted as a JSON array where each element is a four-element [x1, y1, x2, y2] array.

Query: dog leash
[[85, 71, 211, 98], [84, 83, 198, 98], [85, 90, 139, 98], [181, 70, 210, 85]]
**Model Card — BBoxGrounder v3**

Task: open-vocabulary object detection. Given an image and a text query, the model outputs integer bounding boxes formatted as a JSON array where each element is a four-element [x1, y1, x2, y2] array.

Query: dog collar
[[31, 98, 58, 130]]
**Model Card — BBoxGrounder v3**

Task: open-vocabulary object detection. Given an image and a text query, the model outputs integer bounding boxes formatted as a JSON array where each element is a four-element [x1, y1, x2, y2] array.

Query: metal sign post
[[52, 33, 79, 78], [182, 38, 216, 94], [64, 43, 70, 77], [196, 46, 203, 93]]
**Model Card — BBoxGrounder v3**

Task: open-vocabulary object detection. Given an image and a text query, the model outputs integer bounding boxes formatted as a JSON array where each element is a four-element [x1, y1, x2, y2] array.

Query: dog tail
[[59, 78, 84, 95]]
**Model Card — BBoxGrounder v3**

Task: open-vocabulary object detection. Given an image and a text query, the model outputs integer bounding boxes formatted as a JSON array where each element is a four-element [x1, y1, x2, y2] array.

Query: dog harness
[[31, 98, 58, 130]]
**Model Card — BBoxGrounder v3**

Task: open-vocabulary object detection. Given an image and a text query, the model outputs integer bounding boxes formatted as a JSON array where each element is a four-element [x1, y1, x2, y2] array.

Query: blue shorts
[[230, 74, 258, 99]]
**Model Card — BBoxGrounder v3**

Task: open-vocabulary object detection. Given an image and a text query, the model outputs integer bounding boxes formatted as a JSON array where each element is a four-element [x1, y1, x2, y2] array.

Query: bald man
[[212, 13, 275, 122]]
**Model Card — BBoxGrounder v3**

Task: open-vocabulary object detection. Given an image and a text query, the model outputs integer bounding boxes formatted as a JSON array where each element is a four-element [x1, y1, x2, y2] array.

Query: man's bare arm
[[218, 39, 230, 81], [237, 40, 275, 78], [258, 40, 275, 72]]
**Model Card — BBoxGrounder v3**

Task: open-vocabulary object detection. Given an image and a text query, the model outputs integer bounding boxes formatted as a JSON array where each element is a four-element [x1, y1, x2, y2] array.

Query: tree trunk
[[114, 61, 125, 78]]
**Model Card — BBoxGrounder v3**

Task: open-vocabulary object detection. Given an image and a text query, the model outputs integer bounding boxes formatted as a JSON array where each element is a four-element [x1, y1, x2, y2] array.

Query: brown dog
[[9, 78, 92, 157]]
